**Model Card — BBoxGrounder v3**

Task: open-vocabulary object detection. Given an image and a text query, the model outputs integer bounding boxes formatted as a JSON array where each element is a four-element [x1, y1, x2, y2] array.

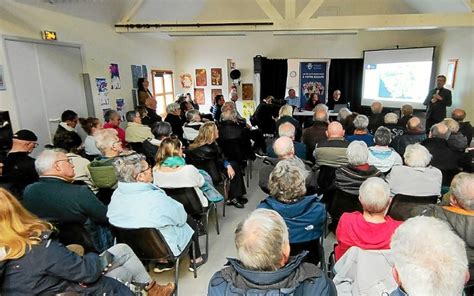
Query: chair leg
[[214, 203, 220, 235], [246, 162, 250, 187], [249, 160, 253, 180], [192, 241, 197, 279], [174, 257, 180, 296]]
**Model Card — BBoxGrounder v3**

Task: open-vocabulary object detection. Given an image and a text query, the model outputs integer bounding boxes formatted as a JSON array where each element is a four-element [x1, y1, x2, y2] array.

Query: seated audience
[[313, 121, 349, 169], [368, 101, 384, 134], [335, 141, 383, 196], [143, 97, 162, 127], [211, 94, 224, 122], [103, 109, 126, 146], [217, 109, 253, 208], [422, 123, 462, 186], [183, 109, 204, 142], [53, 110, 81, 147], [142, 121, 172, 162], [22, 149, 111, 251], [304, 93, 320, 111], [165, 103, 185, 141], [383, 112, 404, 139], [258, 161, 326, 265], [443, 117, 468, 151], [397, 103, 413, 129], [0, 188, 175, 296], [335, 177, 402, 261], [367, 126, 403, 173], [452, 108, 473, 145], [124, 110, 154, 144], [275, 104, 302, 141], [341, 111, 359, 135], [152, 137, 208, 208], [346, 115, 374, 146], [2, 129, 39, 199], [302, 107, 329, 159], [250, 95, 279, 135], [386, 143, 442, 197], [337, 107, 352, 123], [420, 172, 473, 288], [79, 117, 103, 156], [208, 209, 336, 295], [390, 216, 469, 296], [107, 153, 207, 271], [259, 136, 317, 195], [390, 116, 426, 156], [267, 122, 307, 160]]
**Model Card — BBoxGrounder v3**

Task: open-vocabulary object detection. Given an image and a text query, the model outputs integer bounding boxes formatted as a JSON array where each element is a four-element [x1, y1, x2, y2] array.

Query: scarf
[[161, 156, 186, 168]]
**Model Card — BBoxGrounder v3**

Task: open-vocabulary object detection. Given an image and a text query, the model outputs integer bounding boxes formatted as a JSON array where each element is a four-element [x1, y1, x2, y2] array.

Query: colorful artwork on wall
[[211, 68, 222, 86], [194, 88, 205, 105], [109, 63, 121, 89], [179, 73, 193, 88], [195, 69, 207, 86], [242, 83, 253, 101]]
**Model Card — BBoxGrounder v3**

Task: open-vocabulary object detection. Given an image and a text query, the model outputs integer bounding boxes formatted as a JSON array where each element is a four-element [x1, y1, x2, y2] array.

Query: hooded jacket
[[207, 252, 336, 296], [258, 196, 326, 243], [367, 146, 403, 173]]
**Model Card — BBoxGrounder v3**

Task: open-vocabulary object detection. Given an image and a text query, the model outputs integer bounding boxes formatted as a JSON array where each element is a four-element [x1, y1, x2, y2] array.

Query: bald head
[[326, 121, 345, 138], [371, 101, 383, 114], [273, 136, 294, 159], [451, 108, 466, 122], [278, 122, 296, 139], [407, 117, 422, 132], [430, 123, 451, 140]]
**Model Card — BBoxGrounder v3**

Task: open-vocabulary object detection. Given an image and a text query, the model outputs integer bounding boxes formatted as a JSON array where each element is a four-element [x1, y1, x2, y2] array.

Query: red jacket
[[103, 122, 127, 146]]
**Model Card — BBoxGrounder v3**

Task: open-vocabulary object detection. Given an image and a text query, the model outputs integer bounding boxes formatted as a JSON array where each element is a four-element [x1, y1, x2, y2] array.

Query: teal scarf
[[161, 156, 186, 168]]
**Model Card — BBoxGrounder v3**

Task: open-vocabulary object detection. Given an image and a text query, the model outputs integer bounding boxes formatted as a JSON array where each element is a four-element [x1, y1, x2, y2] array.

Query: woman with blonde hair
[[275, 104, 302, 141], [0, 188, 174, 295]]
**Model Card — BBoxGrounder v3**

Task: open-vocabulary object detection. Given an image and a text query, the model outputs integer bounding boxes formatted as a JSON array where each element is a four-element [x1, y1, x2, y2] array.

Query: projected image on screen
[[362, 47, 435, 109]]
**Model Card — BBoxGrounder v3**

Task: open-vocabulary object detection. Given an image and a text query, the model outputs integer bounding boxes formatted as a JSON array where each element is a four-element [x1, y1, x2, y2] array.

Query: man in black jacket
[[390, 117, 427, 156], [452, 108, 473, 145], [423, 75, 452, 131]]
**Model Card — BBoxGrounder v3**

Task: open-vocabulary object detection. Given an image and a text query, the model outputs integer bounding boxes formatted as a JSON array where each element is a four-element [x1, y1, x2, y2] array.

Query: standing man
[[424, 74, 452, 131], [285, 89, 302, 108]]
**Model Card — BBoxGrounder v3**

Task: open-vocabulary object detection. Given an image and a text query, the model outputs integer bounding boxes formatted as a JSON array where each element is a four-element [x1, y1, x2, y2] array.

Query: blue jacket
[[258, 195, 326, 243], [208, 252, 336, 296], [107, 182, 194, 256]]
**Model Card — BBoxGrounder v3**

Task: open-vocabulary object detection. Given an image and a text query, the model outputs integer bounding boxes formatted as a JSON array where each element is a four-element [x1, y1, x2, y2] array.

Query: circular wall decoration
[[290, 71, 297, 78]]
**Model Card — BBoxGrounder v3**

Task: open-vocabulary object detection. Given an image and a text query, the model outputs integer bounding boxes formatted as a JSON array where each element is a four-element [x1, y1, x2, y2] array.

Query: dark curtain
[[260, 57, 288, 105], [328, 59, 363, 112]]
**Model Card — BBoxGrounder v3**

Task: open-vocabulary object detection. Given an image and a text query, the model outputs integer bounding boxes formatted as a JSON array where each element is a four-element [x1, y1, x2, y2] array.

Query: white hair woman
[[367, 126, 403, 173], [257, 160, 326, 265], [345, 115, 374, 146], [275, 104, 302, 141], [183, 109, 203, 142], [335, 177, 402, 261], [386, 143, 442, 197], [443, 117, 468, 151]]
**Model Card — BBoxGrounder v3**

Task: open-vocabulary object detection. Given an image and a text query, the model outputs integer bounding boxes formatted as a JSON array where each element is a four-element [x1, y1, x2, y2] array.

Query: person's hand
[[226, 165, 235, 180]]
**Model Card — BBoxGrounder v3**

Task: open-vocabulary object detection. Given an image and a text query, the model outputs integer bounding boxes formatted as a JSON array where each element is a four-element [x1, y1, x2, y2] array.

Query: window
[[151, 70, 174, 115]]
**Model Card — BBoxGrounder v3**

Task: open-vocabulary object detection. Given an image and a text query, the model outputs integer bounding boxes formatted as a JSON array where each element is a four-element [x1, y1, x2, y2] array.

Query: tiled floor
[[151, 159, 335, 296]]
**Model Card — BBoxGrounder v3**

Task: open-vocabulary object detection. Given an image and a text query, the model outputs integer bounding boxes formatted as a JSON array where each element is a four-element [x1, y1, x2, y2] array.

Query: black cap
[[13, 129, 38, 142]]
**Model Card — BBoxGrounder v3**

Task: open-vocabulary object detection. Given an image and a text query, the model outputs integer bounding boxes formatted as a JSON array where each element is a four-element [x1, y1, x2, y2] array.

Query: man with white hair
[[335, 177, 402, 261], [383, 112, 404, 139], [386, 143, 442, 197], [422, 123, 463, 186], [23, 149, 109, 251], [390, 116, 426, 156], [390, 216, 469, 296], [346, 115, 374, 146], [302, 107, 329, 161], [208, 209, 336, 295], [368, 101, 384, 134], [267, 122, 307, 160]]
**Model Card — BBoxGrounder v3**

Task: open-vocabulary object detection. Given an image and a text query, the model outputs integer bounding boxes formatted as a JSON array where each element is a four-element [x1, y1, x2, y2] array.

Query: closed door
[[5, 38, 87, 154]]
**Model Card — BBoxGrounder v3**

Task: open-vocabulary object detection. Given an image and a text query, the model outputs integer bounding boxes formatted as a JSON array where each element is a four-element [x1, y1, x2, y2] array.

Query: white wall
[[0, 1, 175, 130]]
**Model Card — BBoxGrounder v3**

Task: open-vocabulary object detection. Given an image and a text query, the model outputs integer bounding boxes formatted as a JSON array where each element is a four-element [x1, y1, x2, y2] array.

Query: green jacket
[[88, 158, 117, 189]]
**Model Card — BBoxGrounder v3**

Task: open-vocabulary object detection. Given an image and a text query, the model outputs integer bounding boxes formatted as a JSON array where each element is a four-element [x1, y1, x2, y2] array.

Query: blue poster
[[300, 62, 328, 104]]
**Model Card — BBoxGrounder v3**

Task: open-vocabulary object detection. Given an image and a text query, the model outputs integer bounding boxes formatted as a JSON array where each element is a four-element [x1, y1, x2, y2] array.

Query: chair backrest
[[113, 226, 173, 260], [330, 188, 362, 224], [54, 222, 98, 253], [185, 155, 222, 185], [388, 194, 438, 221], [162, 187, 204, 216], [129, 142, 145, 155], [316, 165, 337, 194]]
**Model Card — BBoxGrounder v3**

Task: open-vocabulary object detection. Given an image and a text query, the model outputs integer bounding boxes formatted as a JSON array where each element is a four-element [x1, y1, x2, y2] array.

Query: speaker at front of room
[[254, 55, 263, 74], [0, 111, 13, 159]]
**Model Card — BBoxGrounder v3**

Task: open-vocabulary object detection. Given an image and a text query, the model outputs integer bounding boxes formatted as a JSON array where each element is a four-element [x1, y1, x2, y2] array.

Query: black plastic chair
[[113, 227, 196, 296], [387, 194, 439, 221], [329, 189, 363, 232], [54, 222, 98, 253]]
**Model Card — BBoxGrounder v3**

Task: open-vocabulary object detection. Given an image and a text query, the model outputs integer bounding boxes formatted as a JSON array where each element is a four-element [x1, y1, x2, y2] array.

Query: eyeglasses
[[30, 142, 39, 148], [140, 165, 151, 174], [55, 158, 73, 165]]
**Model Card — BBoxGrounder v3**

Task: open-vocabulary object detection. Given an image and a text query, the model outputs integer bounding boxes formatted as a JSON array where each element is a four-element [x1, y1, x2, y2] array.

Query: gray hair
[[371, 101, 383, 113], [359, 177, 391, 213], [94, 128, 119, 154], [403, 143, 432, 168], [441, 118, 460, 133], [221, 109, 238, 122], [347, 141, 368, 165], [337, 107, 352, 121], [353, 115, 369, 130], [401, 104, 413, 117], [235, 209, 289, 271], [430, 123, 451, 140], [126, 110, 138, 122], [278, 122, 295, 138], [268, 160, 307, 201], [166, 103, 181, 114], [104, 109, 119, 122], [384, 112, 398, 124], [313, 103, 329, 113], [391, 216, 468, 296], [35, 149, 62, 175], [278, 104, 293, 118], [451, 172, 474, 211], [374, 126, 392, 146], [152, 122, 172, 139], [113, 153, 147, 183], [185, 109, 201, 122]]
